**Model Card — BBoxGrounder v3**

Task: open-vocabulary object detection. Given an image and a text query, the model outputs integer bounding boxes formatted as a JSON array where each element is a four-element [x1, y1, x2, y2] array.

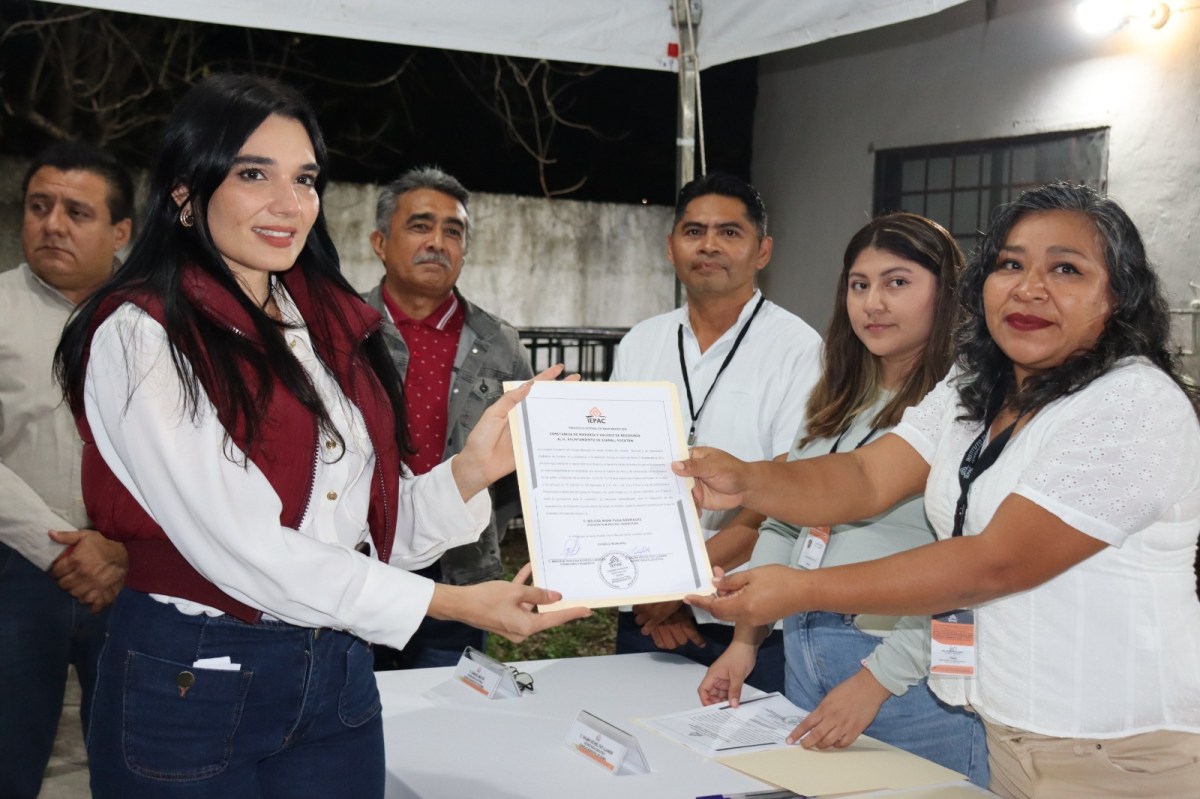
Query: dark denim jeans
[[0, 542, 109, 799], [87, 590, 384, 798], [784, 611, 989, 786], [615, 610, 786, 694]]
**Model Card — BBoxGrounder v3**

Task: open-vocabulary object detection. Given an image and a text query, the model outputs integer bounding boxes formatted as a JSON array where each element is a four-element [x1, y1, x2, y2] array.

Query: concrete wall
[[0, 158, 674, 329], [753, 0, 1200, 376], [325, 182, 674, 327]]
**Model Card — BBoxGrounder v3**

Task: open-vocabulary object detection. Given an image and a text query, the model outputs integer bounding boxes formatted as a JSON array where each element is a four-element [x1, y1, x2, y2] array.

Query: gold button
[[326, 490, 338, 501], [325, 439, 337, 450], [288, 338, 297, 348]]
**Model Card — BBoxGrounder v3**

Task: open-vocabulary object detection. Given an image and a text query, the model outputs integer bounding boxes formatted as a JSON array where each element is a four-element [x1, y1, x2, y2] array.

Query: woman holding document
[[697, 213, 987, 784], [55, 73, 587, 797], [682, 184, 1200, 798]]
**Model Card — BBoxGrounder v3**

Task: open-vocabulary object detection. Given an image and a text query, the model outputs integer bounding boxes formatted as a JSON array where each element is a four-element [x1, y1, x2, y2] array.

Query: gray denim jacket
[[363, 283, 533, 584]]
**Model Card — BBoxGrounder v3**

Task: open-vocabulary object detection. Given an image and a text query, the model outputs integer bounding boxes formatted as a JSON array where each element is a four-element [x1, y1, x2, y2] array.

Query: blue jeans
[[87, 590, 384, 798], [615, 611, 786, 694], [0, 542, 109, 799], [784, 611, 989, 787]]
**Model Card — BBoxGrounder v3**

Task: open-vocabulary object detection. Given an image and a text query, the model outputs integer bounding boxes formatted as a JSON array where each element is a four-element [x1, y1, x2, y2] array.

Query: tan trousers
[[985, 719, 1200, 798]]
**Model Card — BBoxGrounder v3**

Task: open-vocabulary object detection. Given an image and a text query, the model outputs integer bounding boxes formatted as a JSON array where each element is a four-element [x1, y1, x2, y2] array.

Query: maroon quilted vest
[[75, 265, 401, 621]]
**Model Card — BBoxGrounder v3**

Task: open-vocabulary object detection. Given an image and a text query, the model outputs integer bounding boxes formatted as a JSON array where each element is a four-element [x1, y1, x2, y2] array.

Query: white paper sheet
[[507, 381, 713, 610], [639, 693, 805, 756]]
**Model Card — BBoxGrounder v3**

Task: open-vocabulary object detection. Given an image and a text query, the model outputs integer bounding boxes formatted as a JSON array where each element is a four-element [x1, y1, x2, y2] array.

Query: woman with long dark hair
[[681, 183, 1200, 798], [56, 73, 586, 797], [699, 213, 987, 784]]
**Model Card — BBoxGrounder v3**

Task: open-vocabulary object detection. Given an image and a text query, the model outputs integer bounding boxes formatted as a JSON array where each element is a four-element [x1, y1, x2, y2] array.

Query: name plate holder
[[451, 646, 523, 699], [565, 710, 650, 775]]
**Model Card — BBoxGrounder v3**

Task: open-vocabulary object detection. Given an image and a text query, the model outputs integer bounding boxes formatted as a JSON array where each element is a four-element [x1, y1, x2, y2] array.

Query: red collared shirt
[[382, 291, 466, 475]]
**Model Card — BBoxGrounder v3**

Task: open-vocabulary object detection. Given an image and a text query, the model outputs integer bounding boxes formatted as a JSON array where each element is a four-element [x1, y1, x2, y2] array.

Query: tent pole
[[674, 0, 701, 308]]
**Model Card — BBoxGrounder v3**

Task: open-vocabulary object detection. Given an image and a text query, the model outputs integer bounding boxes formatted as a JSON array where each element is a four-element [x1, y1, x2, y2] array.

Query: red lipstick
[[1005, 313, 1052, 331]]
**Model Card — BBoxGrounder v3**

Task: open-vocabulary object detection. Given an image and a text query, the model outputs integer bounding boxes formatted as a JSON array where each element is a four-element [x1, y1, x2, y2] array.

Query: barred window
[[873, 129, 1108, 254]]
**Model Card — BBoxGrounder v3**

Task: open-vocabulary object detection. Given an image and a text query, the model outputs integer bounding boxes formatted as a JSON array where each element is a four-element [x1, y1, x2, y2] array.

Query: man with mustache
[[0, 141, 133, 797], [609, 173, 822, 693], [364, 166, 532, 669]]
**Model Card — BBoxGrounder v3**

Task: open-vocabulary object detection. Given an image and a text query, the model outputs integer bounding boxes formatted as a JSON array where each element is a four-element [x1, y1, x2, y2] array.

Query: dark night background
[[0, 1, 756, 204]]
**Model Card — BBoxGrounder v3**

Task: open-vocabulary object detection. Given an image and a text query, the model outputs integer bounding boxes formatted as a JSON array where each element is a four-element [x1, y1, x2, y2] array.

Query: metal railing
[[1169, 281, 1200, 385], [1169, 282, 1200, 348], [519, 327, 627, 381]]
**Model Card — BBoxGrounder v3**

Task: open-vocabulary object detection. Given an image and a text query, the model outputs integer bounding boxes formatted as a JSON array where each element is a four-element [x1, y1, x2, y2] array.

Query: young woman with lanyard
[[681, 183, 1200, 798], [55, 74, 588, 797], [698, 213, 988, 784]]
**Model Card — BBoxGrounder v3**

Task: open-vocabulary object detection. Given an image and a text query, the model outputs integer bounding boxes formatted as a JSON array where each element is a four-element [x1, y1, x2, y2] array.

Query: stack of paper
[[640, 693, 969, 796]]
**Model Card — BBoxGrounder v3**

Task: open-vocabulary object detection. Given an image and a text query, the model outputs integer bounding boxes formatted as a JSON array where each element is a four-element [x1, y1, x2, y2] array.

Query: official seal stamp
[[598, 552, 638, 589]]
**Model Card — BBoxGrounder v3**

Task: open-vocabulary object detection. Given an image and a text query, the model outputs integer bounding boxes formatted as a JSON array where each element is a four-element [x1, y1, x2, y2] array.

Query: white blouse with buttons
[[894, 358, 1200, 737], [83, 288, 491, 650]]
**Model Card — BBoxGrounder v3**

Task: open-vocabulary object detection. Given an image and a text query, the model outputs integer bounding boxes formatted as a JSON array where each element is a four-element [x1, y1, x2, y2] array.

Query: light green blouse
[[748, 392, 934, 696]]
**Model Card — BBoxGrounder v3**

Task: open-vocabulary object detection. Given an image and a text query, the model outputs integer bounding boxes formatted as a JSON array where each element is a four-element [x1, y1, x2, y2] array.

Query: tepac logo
[[586, 406, 606, 424]]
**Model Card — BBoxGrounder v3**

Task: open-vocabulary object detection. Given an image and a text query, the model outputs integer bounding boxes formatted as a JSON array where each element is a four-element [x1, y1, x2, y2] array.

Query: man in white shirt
[[0, 142, 133, 798], [609, 173, 821, 692]]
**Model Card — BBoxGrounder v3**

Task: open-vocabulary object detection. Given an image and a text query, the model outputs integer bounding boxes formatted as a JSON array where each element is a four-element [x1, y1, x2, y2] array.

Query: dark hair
[[375, 165, 470, 240], [955, 181, 1199, 421], [23, 140, 135, 224], [674, 172, 768, 238], [56, 73, 408, 460], [802, 213, 962, 445]]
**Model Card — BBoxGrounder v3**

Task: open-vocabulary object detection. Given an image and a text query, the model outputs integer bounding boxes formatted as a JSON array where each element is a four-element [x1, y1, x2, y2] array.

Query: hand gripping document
[[505, 380, 714, 610]]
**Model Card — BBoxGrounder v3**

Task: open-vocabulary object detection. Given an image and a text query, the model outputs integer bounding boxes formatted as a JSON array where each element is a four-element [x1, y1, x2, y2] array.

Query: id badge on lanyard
[[797, 422, 879, 570], [928, 409, 1021, 678], [796, 526, 830, 570], [930, 609, 976, 676]]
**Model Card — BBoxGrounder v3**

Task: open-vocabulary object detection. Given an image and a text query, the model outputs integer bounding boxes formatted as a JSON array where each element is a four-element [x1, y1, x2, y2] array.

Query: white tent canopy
[[56, 0, 967, 71]]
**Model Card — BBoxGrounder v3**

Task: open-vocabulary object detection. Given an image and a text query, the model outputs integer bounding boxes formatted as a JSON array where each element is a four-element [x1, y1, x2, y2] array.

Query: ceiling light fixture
[[1076, 1, 1172, 33]]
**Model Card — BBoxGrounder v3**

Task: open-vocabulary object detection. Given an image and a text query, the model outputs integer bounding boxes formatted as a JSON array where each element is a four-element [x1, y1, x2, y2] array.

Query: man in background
[[609, 173, 822, 692], [364, 166, 533, 668], [0, 141, 134, 797]]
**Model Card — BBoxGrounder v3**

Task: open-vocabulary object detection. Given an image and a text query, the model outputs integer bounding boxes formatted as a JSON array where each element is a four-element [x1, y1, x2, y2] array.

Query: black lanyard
[[677, 295, 766, 446], [829, 422, 879, 454], [676, 292, 768, 443], [951, 411, 1022, 537]]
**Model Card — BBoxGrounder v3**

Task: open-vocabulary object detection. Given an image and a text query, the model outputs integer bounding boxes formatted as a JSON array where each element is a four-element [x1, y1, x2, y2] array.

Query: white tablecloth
[[377, 652, 993, 799]]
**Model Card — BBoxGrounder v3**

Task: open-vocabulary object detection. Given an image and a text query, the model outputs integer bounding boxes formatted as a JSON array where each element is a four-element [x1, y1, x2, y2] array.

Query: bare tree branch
[[0, 4, 608, 196]]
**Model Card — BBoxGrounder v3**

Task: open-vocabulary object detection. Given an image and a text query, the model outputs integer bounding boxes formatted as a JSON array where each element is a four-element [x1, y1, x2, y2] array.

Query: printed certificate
[[506, 381, 714, 610]]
